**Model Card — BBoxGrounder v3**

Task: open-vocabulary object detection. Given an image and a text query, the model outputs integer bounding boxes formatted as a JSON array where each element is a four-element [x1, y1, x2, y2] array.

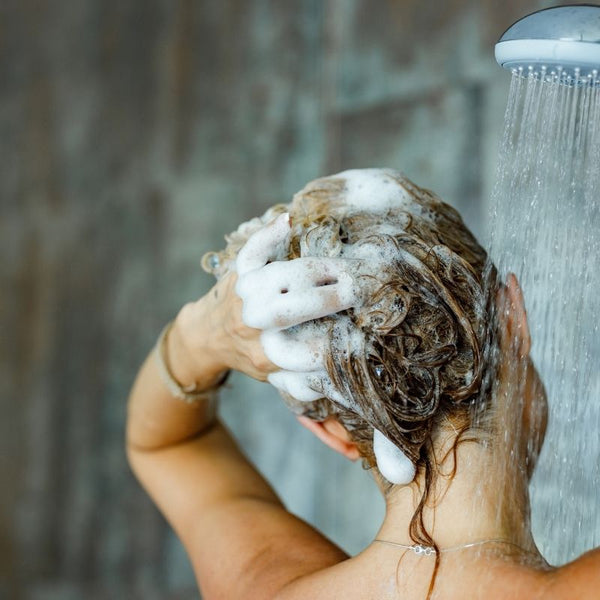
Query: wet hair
[[203, 170, 500, 598]]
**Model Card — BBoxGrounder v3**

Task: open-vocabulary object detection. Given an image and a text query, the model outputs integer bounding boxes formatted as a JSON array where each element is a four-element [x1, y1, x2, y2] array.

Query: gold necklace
[[373, 538, 536, 557]]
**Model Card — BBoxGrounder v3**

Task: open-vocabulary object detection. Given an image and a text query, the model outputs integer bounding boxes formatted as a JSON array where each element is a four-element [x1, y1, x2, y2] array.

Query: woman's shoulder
[[275, 546, 600, 600], [545, 547, 600, 599], [445, 549, 600, 600], [486, 548, 600, 600]]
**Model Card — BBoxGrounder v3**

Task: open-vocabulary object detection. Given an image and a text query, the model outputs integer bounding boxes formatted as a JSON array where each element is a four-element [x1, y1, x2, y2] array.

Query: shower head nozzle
[[495, 5, 600, 83]]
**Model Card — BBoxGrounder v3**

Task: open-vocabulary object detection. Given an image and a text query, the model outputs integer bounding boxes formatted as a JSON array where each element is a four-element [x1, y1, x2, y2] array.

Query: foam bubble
[[267, 371, 325, 402], [235, 213, 291, 275], [373, 429, 416, 485], [341, 239, 399, 265], [318, 374, 357, 411], [261, 324, 328, 371], [328, 314, 366, 361], [332, 168, 416, 214], [237, 259, 360, 330], [228, 169, 438, 481], [267, 367, 359, 412]]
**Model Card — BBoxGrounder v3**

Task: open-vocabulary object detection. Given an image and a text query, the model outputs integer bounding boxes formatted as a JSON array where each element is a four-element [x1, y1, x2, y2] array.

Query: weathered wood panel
[[1, 1, 564, 598]]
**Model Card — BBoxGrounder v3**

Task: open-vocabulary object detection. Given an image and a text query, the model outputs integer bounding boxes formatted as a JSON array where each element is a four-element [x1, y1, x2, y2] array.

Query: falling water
[[487, 69, 600, 565]]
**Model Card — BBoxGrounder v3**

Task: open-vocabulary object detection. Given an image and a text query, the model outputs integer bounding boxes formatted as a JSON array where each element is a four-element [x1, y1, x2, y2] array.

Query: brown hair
[[203, 170, 500, 598]]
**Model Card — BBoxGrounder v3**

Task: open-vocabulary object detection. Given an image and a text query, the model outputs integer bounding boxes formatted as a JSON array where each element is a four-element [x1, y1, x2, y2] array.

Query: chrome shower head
[[495, 4, 600, 83]]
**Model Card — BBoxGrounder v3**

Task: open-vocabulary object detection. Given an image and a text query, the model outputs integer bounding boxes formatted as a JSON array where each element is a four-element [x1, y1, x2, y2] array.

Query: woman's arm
[[126, 269, 273, 451], [126, 273, 349, 599]]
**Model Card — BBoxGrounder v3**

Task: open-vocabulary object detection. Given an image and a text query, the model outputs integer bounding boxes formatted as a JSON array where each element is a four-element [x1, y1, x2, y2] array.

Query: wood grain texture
[[1, 1, 548, 597]]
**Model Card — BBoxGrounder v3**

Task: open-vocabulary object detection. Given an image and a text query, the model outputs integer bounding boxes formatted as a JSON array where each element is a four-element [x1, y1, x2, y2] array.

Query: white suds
[[267, 371, 325, 402], [227, 169, 433, 479], [267, 367, 358, 411], [373, 429, 416, 485], [261, 324, 327, 372], [235, 212, 291, 275], [332, 168, 415, 214], [237, 259, 360, 330]]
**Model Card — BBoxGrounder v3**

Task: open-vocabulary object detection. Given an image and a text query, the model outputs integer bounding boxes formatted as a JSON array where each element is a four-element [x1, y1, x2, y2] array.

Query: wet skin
[[126, 231, 600, 600]]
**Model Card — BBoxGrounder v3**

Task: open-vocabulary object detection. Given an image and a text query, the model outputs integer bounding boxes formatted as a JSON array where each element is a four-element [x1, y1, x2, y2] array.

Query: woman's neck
[[375, 435, 538, 554]]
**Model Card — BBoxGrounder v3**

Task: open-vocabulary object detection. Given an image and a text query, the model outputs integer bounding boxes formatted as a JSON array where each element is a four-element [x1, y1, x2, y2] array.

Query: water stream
[[487, 70, 600, 565]]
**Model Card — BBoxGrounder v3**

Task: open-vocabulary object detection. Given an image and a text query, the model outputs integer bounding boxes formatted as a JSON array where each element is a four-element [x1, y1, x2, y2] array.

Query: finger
[[235, 212, 291, 276], [236, 257, 359, 299], [269, 369, 357, 413], [261, 326, 329, 371], [267, 370, 325, 402], [268, 274, 357, 328], [276, 257, 356, 289], [243, 273, 358, 329]]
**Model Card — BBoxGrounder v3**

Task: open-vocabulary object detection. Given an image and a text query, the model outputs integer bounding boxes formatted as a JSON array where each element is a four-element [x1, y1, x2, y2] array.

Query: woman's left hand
[[169, 272, 279, 386], [169, 212, 362, 389]]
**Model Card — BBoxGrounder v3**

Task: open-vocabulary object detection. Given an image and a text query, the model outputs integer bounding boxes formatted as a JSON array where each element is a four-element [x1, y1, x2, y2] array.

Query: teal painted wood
[[1, 1, 553, 597]]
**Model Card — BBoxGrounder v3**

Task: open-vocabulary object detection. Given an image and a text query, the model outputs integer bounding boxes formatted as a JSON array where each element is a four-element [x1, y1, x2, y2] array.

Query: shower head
[[495, 4, 600, 83]]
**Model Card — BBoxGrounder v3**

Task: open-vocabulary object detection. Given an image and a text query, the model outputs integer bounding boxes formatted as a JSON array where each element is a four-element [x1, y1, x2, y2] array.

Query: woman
[[126, 169, 599, 599]]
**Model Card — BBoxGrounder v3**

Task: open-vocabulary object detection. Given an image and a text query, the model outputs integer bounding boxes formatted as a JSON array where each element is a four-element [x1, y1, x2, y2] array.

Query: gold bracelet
[[154, 321, 229, 404]]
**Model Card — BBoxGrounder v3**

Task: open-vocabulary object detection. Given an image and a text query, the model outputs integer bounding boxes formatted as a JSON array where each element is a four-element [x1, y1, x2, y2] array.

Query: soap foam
[[263, 314, 365, 412], [225, 169, 441, 485], [209, 169, 436, 280], [373, 429, 416, 485], [266, 368, 357, 411], [267, 371, 325, 402], [236, 212, 291, 275], [334, 169, 415, 214], [237, 259, 360, 330], [261, 324, 328, 372]]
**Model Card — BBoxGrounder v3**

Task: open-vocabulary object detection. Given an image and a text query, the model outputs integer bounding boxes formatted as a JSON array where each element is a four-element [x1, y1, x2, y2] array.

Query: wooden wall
[[1, 1, 568, 597]]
